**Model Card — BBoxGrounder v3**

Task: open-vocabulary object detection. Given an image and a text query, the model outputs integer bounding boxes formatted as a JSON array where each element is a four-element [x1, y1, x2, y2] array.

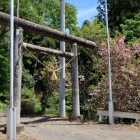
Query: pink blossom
[[129, 71, 138, 78], [127, 55, 131, 60], [131, 73, 138, 78]]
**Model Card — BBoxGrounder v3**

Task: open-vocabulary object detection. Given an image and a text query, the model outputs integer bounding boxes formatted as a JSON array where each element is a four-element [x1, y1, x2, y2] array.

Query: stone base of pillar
[[70, 115, 83, 121]]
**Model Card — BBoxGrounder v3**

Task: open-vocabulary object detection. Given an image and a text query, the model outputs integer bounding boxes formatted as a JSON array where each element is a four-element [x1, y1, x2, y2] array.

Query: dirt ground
[[0, 132, 37, 140], [0, 116, 140, 140]]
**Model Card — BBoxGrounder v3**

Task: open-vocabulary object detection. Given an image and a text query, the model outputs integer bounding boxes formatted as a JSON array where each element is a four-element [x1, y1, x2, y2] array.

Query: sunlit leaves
[[121, 13, 140, 43]]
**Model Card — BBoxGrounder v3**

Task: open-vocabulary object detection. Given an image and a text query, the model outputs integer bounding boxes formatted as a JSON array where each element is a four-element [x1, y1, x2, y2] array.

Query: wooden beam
[[22, 42, 74, 58], [0, 12, 97, 49]]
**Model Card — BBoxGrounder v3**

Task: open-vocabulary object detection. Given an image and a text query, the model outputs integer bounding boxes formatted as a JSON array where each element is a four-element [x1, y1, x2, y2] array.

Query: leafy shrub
[[22, 68, 35, 89], [45, 108, 58, 116], [21, 87, 42, 115], [65, 91, 72, 117], [44, 91, 59, 116], [44, 90, 73, 117], [0, 101, 7, 110]]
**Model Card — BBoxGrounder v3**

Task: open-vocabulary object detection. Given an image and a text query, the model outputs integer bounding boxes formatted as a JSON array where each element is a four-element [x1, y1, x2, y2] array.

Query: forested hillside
[[0, 0, 139, 120]]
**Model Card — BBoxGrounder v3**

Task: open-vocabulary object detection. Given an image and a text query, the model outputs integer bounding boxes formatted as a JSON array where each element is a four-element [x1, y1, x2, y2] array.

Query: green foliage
[[81, 19, 105, 42], [121, 13, 140, 43], [44, 91, 59, 116], [0, 101, 7, 110], [65, 90, 72, 117], [44, 91, 72, 117], [21, 87, 41, 115], [22, 68, 35, 88], [0, 1, 10, 13], [79, 18, 104, 84], [0, 25, 9, 94], [0, 54, 9, 92], [18, 0, 77, 31], [76, 18, 105, 120], [97, 0, 140, 35], [19, 0, 41, 23]]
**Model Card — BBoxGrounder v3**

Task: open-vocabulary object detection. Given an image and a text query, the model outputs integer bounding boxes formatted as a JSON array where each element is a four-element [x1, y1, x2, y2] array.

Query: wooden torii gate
[[0, 12, 97, 124]]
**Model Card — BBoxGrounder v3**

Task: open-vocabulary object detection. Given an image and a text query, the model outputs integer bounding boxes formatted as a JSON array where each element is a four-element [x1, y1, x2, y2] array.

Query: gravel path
[[20, 117, 140, 140]]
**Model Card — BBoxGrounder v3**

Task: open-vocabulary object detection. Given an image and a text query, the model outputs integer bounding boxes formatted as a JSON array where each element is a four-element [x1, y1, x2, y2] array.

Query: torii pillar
[[71, 42, 81, 118]]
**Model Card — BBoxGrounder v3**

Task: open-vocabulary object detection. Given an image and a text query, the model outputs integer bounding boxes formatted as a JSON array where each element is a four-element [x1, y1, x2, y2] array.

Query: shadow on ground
[[21, 116, 87, 126]]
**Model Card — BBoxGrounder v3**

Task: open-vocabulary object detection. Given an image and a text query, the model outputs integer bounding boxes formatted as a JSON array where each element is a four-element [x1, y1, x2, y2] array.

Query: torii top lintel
[[0, 12, 97, 49]]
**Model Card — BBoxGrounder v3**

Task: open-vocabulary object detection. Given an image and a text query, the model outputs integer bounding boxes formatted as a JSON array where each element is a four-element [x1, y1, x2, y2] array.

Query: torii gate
[[0, 12, 97, 124]]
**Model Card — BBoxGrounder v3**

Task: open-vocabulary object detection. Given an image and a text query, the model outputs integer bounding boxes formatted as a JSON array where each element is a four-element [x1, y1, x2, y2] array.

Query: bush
[[44, 91, 73, 117], [21, 87, 42, 115], [44, 91, 59, 116], [45, 108, 58, 116], [0, 101, 7, 110]]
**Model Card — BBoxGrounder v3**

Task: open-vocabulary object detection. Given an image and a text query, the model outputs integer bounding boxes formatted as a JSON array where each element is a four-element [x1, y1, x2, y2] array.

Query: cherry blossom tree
[[91, 36, 140, 111]]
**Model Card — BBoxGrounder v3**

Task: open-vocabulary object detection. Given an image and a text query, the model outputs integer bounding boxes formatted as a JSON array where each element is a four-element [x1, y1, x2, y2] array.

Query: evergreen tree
[[97, 0, 140, 35], [121, 13, 140, 43]]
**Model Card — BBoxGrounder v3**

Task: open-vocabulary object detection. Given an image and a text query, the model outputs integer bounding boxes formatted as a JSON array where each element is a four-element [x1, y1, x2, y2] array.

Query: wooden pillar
[[14, 28, 23, 125], [71, 42, 80, 117]]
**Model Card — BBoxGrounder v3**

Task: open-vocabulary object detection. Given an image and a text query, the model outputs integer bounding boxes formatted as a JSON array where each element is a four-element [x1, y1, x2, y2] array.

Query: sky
[[66, 0, 99, 27]]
